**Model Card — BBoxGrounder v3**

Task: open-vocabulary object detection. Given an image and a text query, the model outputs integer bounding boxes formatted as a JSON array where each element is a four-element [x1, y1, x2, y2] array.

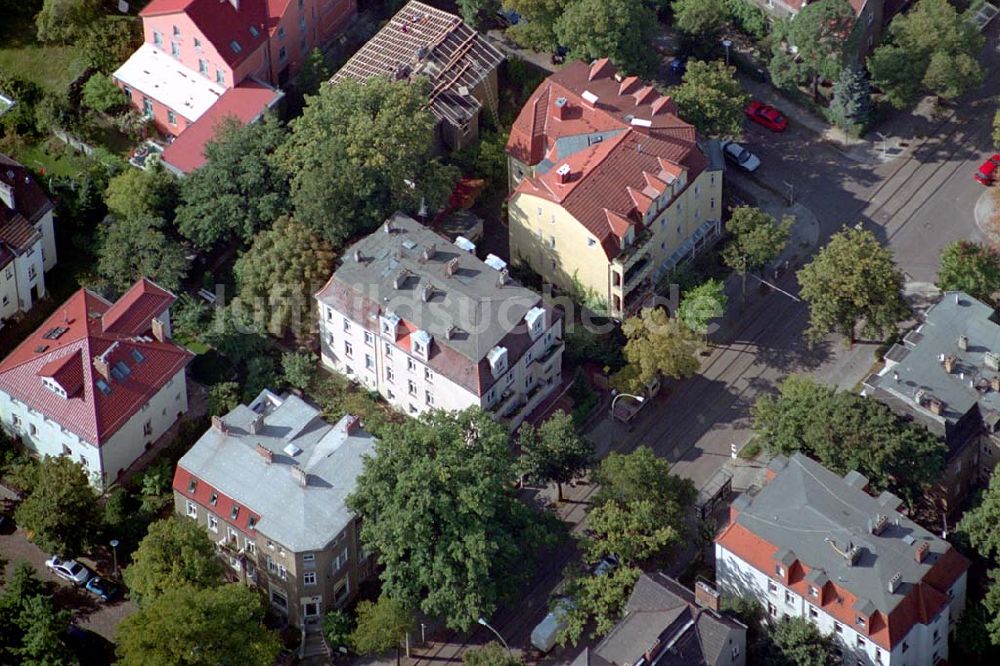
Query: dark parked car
[[84, 576, 121, 602]]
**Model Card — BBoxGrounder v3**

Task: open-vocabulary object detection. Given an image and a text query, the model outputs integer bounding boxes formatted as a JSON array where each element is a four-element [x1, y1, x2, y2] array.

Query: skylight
[[230, 40, 242, 54], [110, 361, 131, 381], [42, 326, 68, 340], [249, 26, 259, 37], [131, 349, 145, 363], [96, 379, 112, 395]]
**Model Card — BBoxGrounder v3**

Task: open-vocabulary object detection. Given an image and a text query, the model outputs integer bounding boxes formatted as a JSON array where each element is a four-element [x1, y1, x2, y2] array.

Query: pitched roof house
[[316, 213, 563, 430], [571, 574, 747, 666], [0, 153, 57, 321], [715, 453, 969, 666], [0, 278, 193, 488], [114, 0, 355, 174], [505, 59, 723, 319], [173, 390, 377, 624], [330, 0, 504, 151]]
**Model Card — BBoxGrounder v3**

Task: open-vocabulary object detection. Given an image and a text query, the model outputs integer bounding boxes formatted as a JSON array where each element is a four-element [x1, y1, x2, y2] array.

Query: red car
[[745, 100, 788, 132], [974, 154, 1000, 185]]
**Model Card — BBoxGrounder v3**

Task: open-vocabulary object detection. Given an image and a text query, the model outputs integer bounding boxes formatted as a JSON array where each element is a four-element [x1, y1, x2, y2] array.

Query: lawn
[[0, 13, 87, 94], [14, 140, 94, 178]]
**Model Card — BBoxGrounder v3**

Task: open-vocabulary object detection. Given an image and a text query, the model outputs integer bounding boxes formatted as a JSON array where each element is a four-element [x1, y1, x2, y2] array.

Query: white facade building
[[715, 454, 968, 666], [316, 213, 564, 429]]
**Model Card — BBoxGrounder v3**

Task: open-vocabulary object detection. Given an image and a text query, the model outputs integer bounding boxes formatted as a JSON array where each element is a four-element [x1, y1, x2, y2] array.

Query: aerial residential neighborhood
[[3, 0, 1000, 665]]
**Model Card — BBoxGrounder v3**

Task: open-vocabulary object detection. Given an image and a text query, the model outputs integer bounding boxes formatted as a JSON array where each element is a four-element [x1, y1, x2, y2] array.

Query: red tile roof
[[141, 0, 268, 68], [172, 465, 260, 534], [0, 153, 54, 223], [161, 80, 282, 174], [0, 209, 42, 253], [0, 279, 193, 446], [102, 278, 177, 336], [507, 60, 709, 261]]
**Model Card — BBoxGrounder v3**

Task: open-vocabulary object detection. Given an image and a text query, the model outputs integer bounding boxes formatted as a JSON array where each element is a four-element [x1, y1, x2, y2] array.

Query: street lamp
[[477, 617, 512, 654], [609, 391, 645, 421], [781, 180, 795, 207], [109, 539, 120, 579], [722, 39, 733, 66]]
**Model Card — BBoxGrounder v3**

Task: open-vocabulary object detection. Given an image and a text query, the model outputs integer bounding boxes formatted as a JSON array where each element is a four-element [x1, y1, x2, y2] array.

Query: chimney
[[393, 270, 408, 289], [986, 351, 1000, 371], [151, 318, 167, 342], [642, 641, 662, 664], [870, 513, 889, 535], [497, 268, 509, 287], [694, 580, 721, 612], [255, 443, 272, 464], [344, 414, 360, 435], [552, 96, 568, 120], [249, 413, 265, 435], [943, 355, 956, 373], [959, 335, 969, 351], [354, 249, 363, 263], [915, 541, 929, 563], [445, 325, 456, 340], [291, 466, 308, 488], [992, 377, 1000, 392], [421, 244, 436, 263], [93, 355, 110, 380], [555, 163, 571, 184], [887, 572, 903, 593], [928, 397, 943, 415], [445, 258, 459, 276], [383, 219, 393, 234], [211, 415, 227, 432], [421, 283, 434, 302]]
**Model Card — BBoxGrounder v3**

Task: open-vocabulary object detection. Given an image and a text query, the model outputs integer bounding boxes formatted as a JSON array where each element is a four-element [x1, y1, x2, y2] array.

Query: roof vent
[[255, 443, 273, 464], [914, 541, 929, 563], [497, 268, 509, 287], [354, 250, 364, 263], [959, 335, 969, 351], [421, 243, 436, 263], [556, 163, 571, 184], [581, 90, 599, 107], [942, 354, 956, 373], [445, 257, 459, 276], [290, 466, 308, 488], [454, 236, 476, 254], [283, 443, 302, 457], [484, 254, 507, 272], [986, 352, 1000, 371], [630, 117, 653, 128], [887, 572, 902, 593], [421, 282, 435, 302], [870, 514, 888, 535]]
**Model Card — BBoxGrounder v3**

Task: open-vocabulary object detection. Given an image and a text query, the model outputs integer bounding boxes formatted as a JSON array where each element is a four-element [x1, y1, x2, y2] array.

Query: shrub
[[82, 74, 126, 114]]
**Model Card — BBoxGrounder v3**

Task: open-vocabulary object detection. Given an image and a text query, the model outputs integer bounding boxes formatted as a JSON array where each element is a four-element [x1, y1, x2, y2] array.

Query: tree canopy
[[868, 0, 984, 108], [671, 60, 750, 139], [672, 0, 729, 59], [82, 74, 127, 114], [14, 455, 98, 557], [560, 565, 641, 645], [505, 0, 567, 51], [722, 206, 792, 298], [176, 115, 290, 249], [771, 0, 854, 100], [619, 307, 700, 392], [797, 226, 909, 344], [103, 164, 179, 222], [753, 375, 946, 508], [936, 240, 1000, 304], [677, 279, 727, 338], [278, 77, 458, 245], [517, 410, 593, 501], [96, 215, 189, 294], [0, 561, 76, 665], [463, 642, 524, 666], [555, 0, 659, 78], [116, 584, 281, 666], [457, 0, 500, 30], [829, 65, 872, 133], [346, 408, 551, 631], [122, 517, 224, 605], [349, 596, 415, 656], [994, 108, 1000, 149], [763, 616, 839, 666], [233, 216, 336, 341], [35, 0, 101, 43]]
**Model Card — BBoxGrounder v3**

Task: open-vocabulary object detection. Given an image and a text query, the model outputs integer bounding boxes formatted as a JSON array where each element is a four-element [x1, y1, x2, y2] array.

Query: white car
[[531, 598, 574, 653], [722, 141, 761, 173], [45, 556, 92, 585]]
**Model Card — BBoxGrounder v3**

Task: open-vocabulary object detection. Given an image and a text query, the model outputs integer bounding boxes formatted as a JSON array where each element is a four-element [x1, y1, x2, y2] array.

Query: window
[[96, 379, 112, 395], [270, 588, 287, 610], [386, 367, 395, 383], [300, 37, 308, 53], [167, 110, 176, 125], [188, 478, 198, 493], [172, 25, 180, 36], [876, 649, 883, 665], [588, 238, 596, 247], [142, 97, 153, 118], [408, 380, 417, 396], [334, 577, 350, 604], [808, 606, 818, 620], [208, 515, 219, 532], [344, 341, 353, 358], [784, 590, 793, 606], [29, 423, 37, 436], [198, 59, 207, 74], [210, 492, 218, 506], [249, 25, 259, 37], [364, 331, 374, 346], [267, 540, 275, 550], [278, 26, 286, 39], [230, 40, 242, 54], [856, 635, 866, 649], [333, 548, 349, 572], [303, 553, 315, 568], [384, 344, 393, 358], [425, 391, 434, 406], [227, 526, 239, 544], [131, 349, 145, 363], [407, 358, 417, 372], [834, 623, 843, 634], [171, 42, 180, 58], [775, 565, 784, 577], [79, 454, 88, 468], [194, 38, 201, 50], [303, 571, 317, 586], [143, 420, 152, 437], [767, 581, 777, 594], [153, 31, 163, 47], [299, 16, 306, 31], [548, 236, 556, 249], [933, 629, 940, 644], [856, 616, 866, 628], [278, 47, 287, 62], [343, 318, 352, 333], [425, 368, 433, 382], [230, 505, 240, 520], [809, 585, 818, 597], [216, 69, 225, 85], [186, 501, 198, 518], [902, 641, 909, 653], [247, 542, 256, 555], [365, 354, 374, 371]]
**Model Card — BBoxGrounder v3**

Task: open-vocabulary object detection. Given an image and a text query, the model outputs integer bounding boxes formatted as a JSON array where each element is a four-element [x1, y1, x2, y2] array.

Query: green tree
[[116, 584, 280, 666], [176, 115, 290, 249], [677, 279, 726, 339], [35, 0, 100, 43], [122, 517, 223, 604], [96, 215, 189, 294], [829, 65, 872, 133], [555, 0, 658, 78], [797, 226, 909, 345], [104, 164, 179, 222], [464, 642, 523, 666], [994, 108, 1000, 149], [766, 48, 802, 91], [505, 0, 564, 50], [517, 410, 593, 501], [960, 468, 1000, 562], [868, 0, 984, 108], [672, 0, 729, 58], [347, 408, 550, 631], [278, 77, 458, 244], [722, 206, 792, 299], [243, 355, 278, 402], [936, 240, 1000, 304], [586, 498, 682, 564], [207, 381, 241, 417], [671, 59, 750, 139], [295, 48, 330, 97], [171, 293, 210, 342], [458, 0, 501, 30], [560, 565, 640, 644], [765, 616, 839, 665], [203, 304, 269, 366], [723, 0, 768, 39], [15, 594, 75, 665], [77, 16, 142, 73], [753, 375, 946, 509], [14, 456, 98, 557], [593, 445, 695, 509], [349, 596, 415, 658], [620, 307, 700, 392], [322, 610, 353, 655], [776, 0, 854, 101], [233, 216, 336, 341], [281, 351, 316, 390], [82, 74, 126, 113]]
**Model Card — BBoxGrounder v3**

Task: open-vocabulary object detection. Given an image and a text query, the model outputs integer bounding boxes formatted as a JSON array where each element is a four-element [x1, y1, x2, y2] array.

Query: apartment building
[[172, 390, 376, 626], [330, 1, 504, 151], [863, 291, 1000, 514], [0, 153, 57, 322], [316, 213, 564, 430], [114, 0, 355, 173], [716, 453, 969, 666], [0, 279, 192, 488], [506, 59, 723, 319], [571, 573, 746, 666]]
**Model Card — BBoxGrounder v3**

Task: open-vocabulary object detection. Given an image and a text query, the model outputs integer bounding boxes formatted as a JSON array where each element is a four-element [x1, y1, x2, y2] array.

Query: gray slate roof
[[178, 390, 376, 552], [865, 292, 1000, 437], [734, 453, 953, 617], [317, 212, 541, 364]]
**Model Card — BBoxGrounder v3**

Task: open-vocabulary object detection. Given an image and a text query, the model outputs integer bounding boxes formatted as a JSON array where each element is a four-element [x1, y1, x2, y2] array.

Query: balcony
[[616, 224, 654, 267], [536, 340, 564, 365]]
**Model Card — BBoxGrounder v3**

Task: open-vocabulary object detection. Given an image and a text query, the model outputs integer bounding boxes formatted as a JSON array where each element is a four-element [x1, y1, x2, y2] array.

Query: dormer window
[[524, 306, 546, 341], [41, 377, 67, 398], [411, 330, 431, 360], [231, 505, 240, 520], [775, 564, 784, 577], [210, 492, 218, 506], [856, 615, 866, 628], [380, 312, 400, 339], [809, 585, 818, 597], [487, 346, 508, 378]]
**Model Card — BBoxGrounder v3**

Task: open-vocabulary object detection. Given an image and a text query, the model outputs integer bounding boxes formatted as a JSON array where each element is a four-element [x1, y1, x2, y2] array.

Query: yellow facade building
[[506, 59, 723, 318]]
